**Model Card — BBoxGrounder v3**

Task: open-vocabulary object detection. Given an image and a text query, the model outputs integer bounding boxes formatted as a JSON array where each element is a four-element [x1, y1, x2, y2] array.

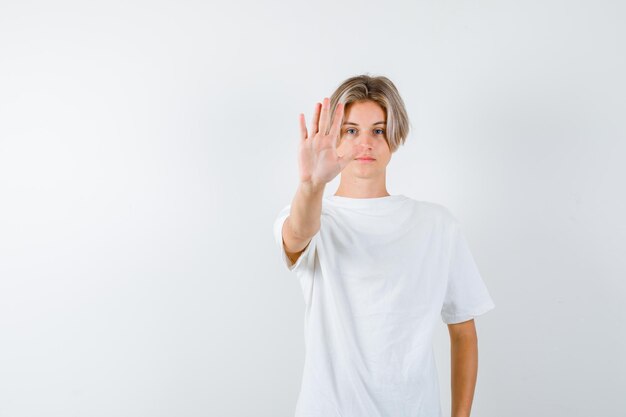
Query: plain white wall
[[1, 0, 624, 416]]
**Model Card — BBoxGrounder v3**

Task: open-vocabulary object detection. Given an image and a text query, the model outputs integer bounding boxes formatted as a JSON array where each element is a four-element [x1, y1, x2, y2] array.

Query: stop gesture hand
[[298, 97, 359, 188]]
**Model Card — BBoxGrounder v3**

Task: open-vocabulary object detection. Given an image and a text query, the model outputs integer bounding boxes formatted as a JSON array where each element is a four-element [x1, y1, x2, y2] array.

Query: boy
[[273, 74, 495, 417]]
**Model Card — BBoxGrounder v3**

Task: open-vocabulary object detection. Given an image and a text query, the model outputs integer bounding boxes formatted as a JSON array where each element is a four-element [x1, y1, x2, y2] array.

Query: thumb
[[337, 144, 359, 171]]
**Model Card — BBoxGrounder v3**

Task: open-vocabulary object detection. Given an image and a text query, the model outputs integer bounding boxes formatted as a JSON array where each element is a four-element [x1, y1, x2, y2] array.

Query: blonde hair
[[329, 74, 410, 153]]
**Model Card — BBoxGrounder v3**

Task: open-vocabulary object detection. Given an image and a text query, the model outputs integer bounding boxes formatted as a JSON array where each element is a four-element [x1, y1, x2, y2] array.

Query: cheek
[[378, 144, 391, 161]]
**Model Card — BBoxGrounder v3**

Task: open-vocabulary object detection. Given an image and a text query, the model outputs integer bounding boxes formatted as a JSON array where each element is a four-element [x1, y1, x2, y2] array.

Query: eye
[[345, 128, 357, 135], [375, 128, 385, 135]]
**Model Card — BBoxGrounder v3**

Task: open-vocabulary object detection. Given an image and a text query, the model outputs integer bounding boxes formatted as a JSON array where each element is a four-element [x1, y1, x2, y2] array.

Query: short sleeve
[[272, 204, 319, 273], [441, 222, 495, 324]]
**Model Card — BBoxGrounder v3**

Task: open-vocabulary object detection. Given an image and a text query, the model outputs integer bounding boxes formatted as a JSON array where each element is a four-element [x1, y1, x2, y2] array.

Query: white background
[[1, 0, 624, 416]]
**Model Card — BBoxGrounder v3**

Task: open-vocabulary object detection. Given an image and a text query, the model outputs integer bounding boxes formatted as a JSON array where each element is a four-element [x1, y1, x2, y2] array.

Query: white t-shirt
[[273, 194, 495, 417]]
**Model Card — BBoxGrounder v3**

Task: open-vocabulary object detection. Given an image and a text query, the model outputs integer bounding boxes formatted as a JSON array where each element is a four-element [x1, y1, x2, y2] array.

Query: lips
[[355, 156, 375, 160]]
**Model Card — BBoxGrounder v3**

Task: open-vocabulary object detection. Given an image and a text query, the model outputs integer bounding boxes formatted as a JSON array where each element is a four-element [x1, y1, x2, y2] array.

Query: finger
[[329, 102, 344, 146], [310, 102, 321, 136], [299, 113, 308, 141], [319, 97, 330, 135]]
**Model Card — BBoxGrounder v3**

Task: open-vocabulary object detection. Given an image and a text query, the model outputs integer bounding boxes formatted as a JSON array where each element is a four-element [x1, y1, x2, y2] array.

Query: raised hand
[[298, 97, 359, 188]]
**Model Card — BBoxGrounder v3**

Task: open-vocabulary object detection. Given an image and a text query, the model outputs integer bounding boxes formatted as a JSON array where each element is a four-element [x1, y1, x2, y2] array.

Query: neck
[[334, 174, 389, 199]]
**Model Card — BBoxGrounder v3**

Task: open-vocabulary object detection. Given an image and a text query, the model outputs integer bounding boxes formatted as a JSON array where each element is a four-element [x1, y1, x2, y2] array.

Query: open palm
[[298, 98, 359, 187]]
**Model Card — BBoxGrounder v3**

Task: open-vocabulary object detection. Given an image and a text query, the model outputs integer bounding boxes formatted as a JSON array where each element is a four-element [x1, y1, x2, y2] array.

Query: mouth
[[355, 158, 376, 162]]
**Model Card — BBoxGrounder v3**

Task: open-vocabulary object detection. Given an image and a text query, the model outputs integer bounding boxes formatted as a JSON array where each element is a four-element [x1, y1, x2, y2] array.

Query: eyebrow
[[342, 121, 386, 126]]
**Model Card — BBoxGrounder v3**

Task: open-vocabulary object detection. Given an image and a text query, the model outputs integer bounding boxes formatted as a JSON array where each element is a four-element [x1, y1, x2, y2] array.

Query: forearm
[[450, 335, 478, 417], [288, 180, 326, 239]]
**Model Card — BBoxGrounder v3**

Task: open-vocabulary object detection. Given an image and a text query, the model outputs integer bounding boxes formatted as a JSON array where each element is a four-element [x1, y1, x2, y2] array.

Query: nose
[[356, 132, 375, 148]]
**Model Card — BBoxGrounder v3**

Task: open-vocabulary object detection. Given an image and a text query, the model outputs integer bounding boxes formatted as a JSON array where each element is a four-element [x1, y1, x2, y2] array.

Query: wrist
[[300, 180, 326, 194]]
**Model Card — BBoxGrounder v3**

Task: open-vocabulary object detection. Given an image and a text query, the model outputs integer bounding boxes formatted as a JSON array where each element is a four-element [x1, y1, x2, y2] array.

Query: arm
[[448, 319, 479, 417], [282, 181, 325, 264], [282, 97, 359, 265]]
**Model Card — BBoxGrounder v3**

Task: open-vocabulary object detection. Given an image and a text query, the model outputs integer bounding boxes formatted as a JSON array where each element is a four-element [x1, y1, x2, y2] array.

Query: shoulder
[[403, 197, 460, 228]]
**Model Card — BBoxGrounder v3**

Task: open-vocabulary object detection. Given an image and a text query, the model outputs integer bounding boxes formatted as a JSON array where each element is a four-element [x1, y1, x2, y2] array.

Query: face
[[336, 100, 392, 178]]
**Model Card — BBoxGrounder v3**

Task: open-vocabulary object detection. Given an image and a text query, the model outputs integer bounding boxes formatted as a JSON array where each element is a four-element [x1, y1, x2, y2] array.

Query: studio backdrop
[[0, 1, 624, 416]]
